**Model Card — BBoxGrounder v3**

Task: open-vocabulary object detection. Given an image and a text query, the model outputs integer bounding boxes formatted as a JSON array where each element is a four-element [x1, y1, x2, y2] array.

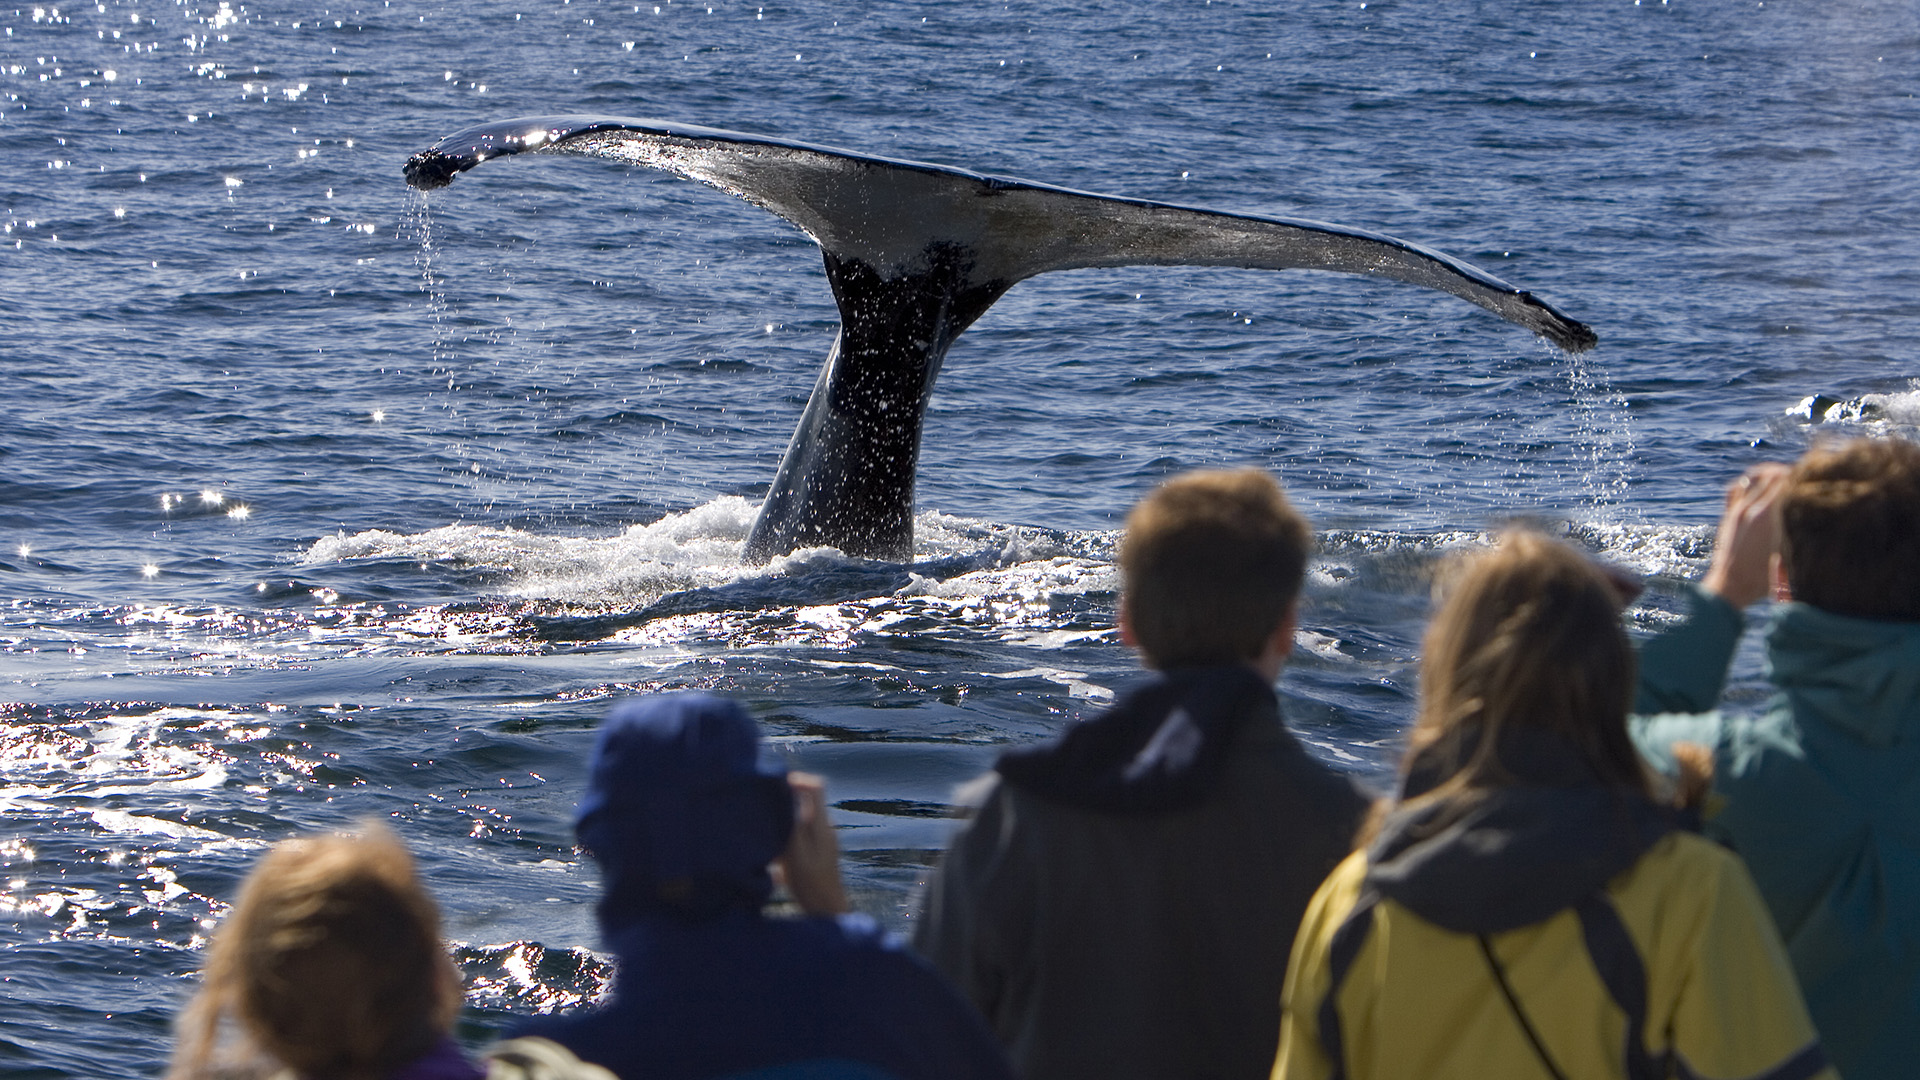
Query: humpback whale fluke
[[404, 116, 1598, 562]]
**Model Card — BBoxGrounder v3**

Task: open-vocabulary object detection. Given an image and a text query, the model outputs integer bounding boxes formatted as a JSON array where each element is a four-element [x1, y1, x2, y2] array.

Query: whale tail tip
[[403, 149, 463, 191], [1517, 291, 1599, 354], [1552, 317, 1599, 354]]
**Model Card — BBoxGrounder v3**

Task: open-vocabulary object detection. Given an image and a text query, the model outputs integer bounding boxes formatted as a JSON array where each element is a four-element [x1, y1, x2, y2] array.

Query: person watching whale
[[169, 825, 613, 1080], [912, 468, 1374, 1080], [1633, 435, 1920, 1080], [1274, 531, 1831, 1080], [515, 692, 1015, 1080]]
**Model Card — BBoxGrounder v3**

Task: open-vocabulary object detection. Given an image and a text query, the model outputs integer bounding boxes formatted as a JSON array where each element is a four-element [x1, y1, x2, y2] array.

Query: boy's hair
[[1782, 437, 1920, 621], [171, 825, 460, 1080], [1120, 468, 1311, 669]]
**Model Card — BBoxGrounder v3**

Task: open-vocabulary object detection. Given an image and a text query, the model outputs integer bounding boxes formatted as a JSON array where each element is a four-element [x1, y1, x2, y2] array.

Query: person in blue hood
[[1634, 436, 1920, 1080], [516, 692, 1015, 1080]]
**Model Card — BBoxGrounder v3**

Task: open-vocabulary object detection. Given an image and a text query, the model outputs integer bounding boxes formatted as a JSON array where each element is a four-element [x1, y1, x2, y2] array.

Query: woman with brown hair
[[1273, 532, 1832, 1080], [170, 825, 480, 1080], [171, 826, 610, 1080]]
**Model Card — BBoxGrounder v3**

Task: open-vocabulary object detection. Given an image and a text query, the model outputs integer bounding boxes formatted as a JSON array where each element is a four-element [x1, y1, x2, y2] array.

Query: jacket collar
[[1366, 726, 1685, 934], [995, 664, 1278, 814]]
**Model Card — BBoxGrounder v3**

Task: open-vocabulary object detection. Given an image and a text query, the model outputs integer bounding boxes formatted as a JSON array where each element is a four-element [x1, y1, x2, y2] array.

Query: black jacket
[[914, 667, 1372, 1080]]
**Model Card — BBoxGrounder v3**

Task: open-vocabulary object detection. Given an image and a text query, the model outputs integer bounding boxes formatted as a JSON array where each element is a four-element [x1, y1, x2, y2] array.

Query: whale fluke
[[405, 116, 1598, 561]]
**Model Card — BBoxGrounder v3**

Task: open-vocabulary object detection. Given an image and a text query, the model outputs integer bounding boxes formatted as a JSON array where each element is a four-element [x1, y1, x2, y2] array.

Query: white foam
[[90, 810, 228, 844], [291, 499, 1727, 655], [985, 666, 1116, 700], [1317, 528, 1493, 557], [1317, 523, 1716, 582], [0, 708, 270, 886], [1295, 630, 1348, 661], [1568, 521, 1716, 579], [1006, 628, 1115, 649], [298, 500, 1120, 616], [303, 503, 758, 606], [1861, 388, 1920, 426], [1788, 384, 1920, 429], [1296, 735, 1364, 763], [806, 660, 909, 672], [905, 557, 1118, 603]]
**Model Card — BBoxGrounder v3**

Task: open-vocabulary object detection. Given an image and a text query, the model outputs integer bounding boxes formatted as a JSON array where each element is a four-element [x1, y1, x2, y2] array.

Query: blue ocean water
[[4, 1, 1919, 1075]]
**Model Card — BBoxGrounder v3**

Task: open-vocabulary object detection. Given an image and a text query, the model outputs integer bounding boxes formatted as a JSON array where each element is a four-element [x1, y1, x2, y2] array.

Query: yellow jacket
[[1275, 833, 1835, 1080]]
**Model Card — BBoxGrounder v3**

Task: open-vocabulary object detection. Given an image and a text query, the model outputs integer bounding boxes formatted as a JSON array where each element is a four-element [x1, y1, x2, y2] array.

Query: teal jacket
[[1632, 587, 1920, 1080]]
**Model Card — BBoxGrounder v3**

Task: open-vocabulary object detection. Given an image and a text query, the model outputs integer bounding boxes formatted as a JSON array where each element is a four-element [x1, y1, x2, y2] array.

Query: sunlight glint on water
[[3, 0, 1920, 1074]]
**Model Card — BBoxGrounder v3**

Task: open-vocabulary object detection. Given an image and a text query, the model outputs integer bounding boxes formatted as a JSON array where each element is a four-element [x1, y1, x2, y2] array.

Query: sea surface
[[4, 1, 1919, 1075]]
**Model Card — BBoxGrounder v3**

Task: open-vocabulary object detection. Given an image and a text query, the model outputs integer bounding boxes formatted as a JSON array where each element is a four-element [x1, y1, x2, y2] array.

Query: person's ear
[[1255, 604, 1299, 681], [1118, 598, 1137, 648], [1271, 607, 1298, 654]]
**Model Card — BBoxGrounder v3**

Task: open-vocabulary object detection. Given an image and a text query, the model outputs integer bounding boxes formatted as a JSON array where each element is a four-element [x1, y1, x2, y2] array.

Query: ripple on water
[[11, 0, 1919, 1074]]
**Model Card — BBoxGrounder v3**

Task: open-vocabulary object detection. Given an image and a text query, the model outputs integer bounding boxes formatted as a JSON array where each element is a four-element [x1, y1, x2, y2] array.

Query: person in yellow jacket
[[1273, 532, 1834, 1080]]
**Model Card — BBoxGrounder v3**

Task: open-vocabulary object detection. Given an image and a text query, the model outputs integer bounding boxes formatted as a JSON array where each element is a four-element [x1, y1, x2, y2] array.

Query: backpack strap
[[1573, 893, 1660, 1080], [1477, 934, 1572, 1080], [1318, 888, 1380, 1080]]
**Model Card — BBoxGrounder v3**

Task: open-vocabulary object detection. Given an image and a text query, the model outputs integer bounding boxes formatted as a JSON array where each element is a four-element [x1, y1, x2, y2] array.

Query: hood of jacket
[[1768, 602, 1920, 748], [994, 664, 1278, 814], [1365, 726, 1685, 935], [575, 693, 793, 928]]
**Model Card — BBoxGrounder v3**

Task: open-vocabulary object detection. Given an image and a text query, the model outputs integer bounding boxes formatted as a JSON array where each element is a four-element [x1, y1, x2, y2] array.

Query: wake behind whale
[[404, 117, 1598, 562]]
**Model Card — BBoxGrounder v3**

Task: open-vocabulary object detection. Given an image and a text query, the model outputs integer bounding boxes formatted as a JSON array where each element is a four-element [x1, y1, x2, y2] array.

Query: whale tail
[[405, 117, 1598, 560]]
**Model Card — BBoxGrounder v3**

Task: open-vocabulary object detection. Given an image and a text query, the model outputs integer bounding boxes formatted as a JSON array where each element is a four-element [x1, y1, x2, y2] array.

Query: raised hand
[[772, 772, 851, 917], [1700, 464, 1791, 609]]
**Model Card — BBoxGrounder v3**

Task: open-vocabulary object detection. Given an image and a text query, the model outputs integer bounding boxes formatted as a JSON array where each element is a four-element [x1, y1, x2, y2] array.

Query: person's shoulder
[[1612, 829, 1758, 916], [1243, 719, 1376, 817], [482, 1038, 619, 1080], [1605, 832, 1719, 944], [950, 770, 1002, 813], [743, 913, 951, 1008], [932, 767, 1035, 832], [975, 767, 1064, 827], [778, 911, 953, 976], [815, 913, 994, 1010], [1292, 848, 1372, 948], [753, 910, 895, 954], [1648, 828, 1745, 872], [1319, 847, 1370, 898]]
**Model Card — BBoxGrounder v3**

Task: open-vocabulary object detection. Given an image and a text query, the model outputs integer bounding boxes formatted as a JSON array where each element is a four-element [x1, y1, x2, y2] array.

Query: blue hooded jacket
[[517, 693, 1014, 1080]]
